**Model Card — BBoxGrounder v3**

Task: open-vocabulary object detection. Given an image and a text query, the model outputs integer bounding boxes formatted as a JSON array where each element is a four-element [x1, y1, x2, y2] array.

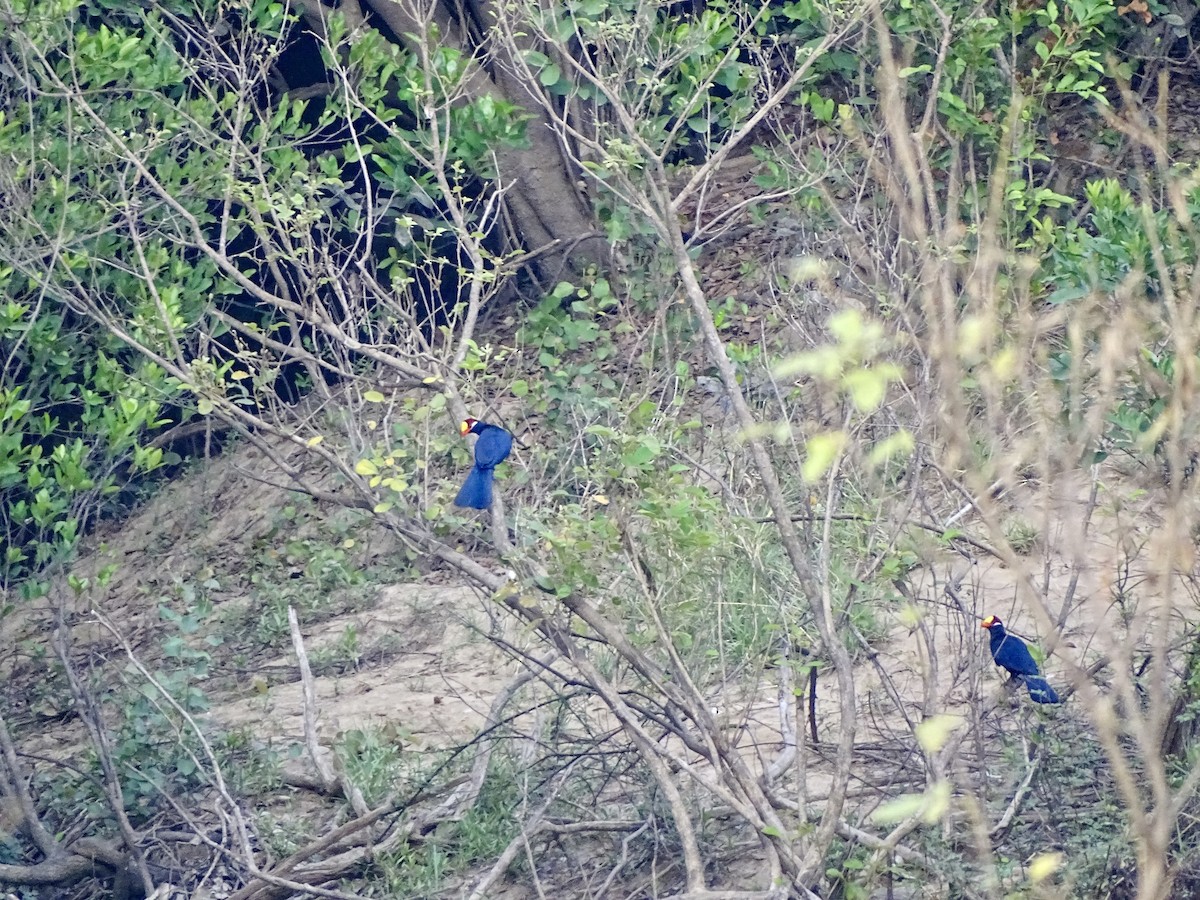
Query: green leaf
[[532, 572, 559, 593], [355, 458, 379, 476], [363, 390, 386, 403]]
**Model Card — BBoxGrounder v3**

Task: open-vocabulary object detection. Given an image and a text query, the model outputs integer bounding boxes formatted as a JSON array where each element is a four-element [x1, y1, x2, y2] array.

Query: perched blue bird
[[982, 615, 1061, 704], [454, 417, 513, 509]]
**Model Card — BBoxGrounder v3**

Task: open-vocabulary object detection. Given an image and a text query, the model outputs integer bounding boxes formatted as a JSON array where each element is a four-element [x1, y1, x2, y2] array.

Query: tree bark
[[304, 0, 604, 279]]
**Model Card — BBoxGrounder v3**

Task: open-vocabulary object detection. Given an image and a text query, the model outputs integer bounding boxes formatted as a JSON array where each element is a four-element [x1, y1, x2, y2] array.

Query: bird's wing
[[995, 635, 1041, 676], [474, 427, 513, 468]]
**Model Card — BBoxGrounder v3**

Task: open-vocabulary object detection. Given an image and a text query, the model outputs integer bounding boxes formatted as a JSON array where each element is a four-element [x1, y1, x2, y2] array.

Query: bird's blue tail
[[455, 466, 495, 509], [1024, 675, 1061, 704]]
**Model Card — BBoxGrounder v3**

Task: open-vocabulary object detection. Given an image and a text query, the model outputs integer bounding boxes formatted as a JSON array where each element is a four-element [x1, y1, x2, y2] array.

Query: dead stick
[[288, 606, 368, 817]]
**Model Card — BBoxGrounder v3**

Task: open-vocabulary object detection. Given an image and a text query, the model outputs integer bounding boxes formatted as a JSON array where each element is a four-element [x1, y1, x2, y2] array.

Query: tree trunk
[[306, 0, 604, 280]]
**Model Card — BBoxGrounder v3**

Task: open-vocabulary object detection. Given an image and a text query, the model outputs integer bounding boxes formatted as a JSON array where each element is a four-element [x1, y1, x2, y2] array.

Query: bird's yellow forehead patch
[[981, 615, 997, 628]]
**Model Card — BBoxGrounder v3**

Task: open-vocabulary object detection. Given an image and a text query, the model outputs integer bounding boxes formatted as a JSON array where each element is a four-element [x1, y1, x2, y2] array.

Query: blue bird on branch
[[454, 417, 513, 510], [981, 615, 1061, 704]]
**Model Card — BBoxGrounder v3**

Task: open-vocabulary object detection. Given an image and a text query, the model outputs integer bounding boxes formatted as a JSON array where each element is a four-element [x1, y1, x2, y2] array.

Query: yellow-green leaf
[[491, 581, 518, 603], [957, 314, 989, 361], [363, 390, 386, 403], [197, 397, 214, 415], [870, 780, 952, 825], [787, 256, 825, 282], [774, 346, 841, 380], [828, 308, 864, 343], [306, 435, 324, 447], [921, 781, 952, 823], [868, 430, 914, 466], [802, 431, 846, 482], [844, 368, 887, 412], [989, 345, 1018, 381], [915, 715, 964, 753], [870, 792, 926, 824], [355, 458, 379, 476], [373, 502, 393, 514], [736, 420, 793, 443], [1029, 852, 1063, 883]]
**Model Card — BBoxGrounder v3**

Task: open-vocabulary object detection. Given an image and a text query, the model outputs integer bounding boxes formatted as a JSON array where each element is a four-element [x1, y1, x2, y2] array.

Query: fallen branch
[[0, 710, 61, 859], [288, 606, 339, 793], [229, 663, 550, 900], [0, 853, 112, 888], [989, 738, 1046, 838], [231, 775, 477, 900], [288, 606, 369, 816], [0, 828, 131, 889]]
